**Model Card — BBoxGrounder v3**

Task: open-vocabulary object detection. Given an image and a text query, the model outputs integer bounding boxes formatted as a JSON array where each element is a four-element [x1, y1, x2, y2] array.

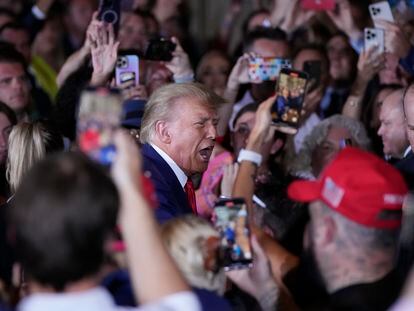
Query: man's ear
[[154, 120, 171, 144], [320, 215, 337, 247]]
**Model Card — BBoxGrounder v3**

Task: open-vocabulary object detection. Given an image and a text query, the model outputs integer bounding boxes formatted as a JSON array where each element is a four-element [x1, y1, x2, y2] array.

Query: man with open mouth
[[140, 82, 224, 223]]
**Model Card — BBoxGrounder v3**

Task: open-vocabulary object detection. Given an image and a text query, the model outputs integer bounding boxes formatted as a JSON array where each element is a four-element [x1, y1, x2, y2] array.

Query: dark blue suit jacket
[[142, 144, 193, 223], [395, 150, 414, 190]]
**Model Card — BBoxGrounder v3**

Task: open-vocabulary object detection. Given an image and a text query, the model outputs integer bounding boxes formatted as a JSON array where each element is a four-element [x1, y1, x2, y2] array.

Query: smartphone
[[364, 28, 385, 54], [98, 0, 121, 35], [301, 0, 335, 10], [248, 57, 291, 82], [272, 68, 309, 134], [116, 55, 139, 86], [369, 1, 394, 28], [213, 198, 253, 271], [144, 38, 176, 61], [77, 87, 123, 166], [303, 60, 321, 91]]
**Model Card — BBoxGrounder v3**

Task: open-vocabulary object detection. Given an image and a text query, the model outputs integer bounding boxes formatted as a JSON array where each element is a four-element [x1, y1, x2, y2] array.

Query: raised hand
[[90, 22, 120, 86], [164, 37, 194, 81]]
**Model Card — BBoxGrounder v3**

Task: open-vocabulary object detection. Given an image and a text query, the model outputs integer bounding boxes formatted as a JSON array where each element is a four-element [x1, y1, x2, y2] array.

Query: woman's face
[[197, 53, 230, 96], [0, 113, 12, 165], [33, 18, 63, 54]]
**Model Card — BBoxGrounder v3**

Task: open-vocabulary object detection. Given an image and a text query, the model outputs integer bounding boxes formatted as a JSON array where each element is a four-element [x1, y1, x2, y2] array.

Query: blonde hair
[[140, 82, 225, 144], [7, 122, 63, 192], [161, 215, 226, 294]]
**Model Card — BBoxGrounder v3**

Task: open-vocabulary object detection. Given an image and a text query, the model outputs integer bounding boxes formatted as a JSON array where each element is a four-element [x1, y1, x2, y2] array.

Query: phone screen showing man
[[213, 198, 253, 271], [271, 69, 308, 133]]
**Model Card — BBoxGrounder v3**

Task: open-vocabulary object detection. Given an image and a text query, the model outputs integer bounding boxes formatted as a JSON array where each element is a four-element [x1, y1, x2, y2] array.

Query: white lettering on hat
[[322, 177, 345, 208], [384, 194, 405, 205]]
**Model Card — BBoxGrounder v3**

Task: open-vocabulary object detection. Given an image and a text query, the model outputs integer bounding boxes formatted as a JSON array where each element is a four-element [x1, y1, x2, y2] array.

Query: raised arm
[[112, 131, 195, 306]]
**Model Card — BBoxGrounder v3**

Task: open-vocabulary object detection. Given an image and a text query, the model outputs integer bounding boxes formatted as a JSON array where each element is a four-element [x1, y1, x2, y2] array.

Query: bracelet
[[174, 73, 194, 84], [237, 149, 262, 166]]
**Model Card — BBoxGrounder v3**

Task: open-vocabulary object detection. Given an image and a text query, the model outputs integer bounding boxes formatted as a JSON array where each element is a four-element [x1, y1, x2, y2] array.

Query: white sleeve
[[137, 291, 201, 311]]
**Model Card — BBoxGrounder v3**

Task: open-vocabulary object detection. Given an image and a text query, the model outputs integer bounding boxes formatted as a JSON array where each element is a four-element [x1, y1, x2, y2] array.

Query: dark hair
[[0, 8, 16, 21], [292, 43, 328, 64], [0, 22, 28, 37], [0, 101, 17, 126], [0, 42, 26, 68], [243, 26, 288, 52], [232, 102, 258, 129], [10, 152, 119, 291], [242, 9, 270, 35]]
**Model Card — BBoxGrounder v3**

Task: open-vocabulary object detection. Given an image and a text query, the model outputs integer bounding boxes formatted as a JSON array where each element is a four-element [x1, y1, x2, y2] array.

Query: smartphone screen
[[144, 38, 176, 61], [116, 55, 139, 86], [272, 68, 308, 133], [77, 88, 123, 166], [248, 57, 291, 82], [213, 198, 252, 271]]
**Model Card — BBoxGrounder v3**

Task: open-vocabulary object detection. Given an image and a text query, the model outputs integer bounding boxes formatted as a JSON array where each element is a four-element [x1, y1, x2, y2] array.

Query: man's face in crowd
[[166, 98, 218, 175], [1, 28, 31, 63], [231, 111, 256, 158], [67, 0, 95, 34], [0, 112, 12, 165], [403, 89, 414, 152], [311, 126, 353, 177], [378, 91, 408, 158], [251, 38, 289, 58], [370, 88, 395, 129], [293, 48, 329, 87], [0, 62, 30, 113], [327, 35, 354, 82], [119, 13, 148, 52]]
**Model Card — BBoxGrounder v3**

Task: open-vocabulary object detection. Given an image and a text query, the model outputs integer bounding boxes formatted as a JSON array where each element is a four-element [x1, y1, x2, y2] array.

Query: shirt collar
[[404, 146, 412, 158], [151, 143, 188, 188]]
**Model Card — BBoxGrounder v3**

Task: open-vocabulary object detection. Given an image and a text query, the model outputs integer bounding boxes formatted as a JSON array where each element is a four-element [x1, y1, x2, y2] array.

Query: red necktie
[[184, 179, 198, 215]]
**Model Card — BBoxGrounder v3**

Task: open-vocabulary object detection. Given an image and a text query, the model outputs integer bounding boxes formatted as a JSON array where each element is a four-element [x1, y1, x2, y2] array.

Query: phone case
[[364, 28, 385, 54], [301, 0, 335, 10], [116, 55, 139, 86], [98, 0, 121, 34], [213, 198, 253, 271], [248, 58, 291, 82], [77, 88, 122, 166], [369, 1, 394, 28]]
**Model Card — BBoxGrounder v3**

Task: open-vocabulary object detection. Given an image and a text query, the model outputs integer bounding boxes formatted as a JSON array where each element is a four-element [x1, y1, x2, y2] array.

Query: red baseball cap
[[288, 147, 408, 229]]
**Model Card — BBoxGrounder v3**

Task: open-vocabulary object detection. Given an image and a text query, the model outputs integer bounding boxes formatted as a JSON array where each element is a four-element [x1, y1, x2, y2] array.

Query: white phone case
[[364, 28, 385, 54], [369, 1, 394, 28]]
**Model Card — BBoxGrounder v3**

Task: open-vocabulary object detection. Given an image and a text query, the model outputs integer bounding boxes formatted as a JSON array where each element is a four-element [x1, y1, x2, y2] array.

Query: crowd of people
[[1, 0, 414, 310]]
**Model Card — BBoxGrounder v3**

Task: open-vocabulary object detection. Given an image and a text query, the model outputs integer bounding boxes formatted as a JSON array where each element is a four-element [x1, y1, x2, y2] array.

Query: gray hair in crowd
[[290, 114, 371, 175], [140, 82, 225, 144]]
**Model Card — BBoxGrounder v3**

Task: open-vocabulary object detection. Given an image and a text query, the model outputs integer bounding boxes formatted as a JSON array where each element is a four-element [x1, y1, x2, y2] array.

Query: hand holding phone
[[77, 87, 123, 166], [272, 68, 309, 134], [364, 28, 385, 54], [145, 38, 176, 61], [213, 198, 253, 271], [248, 57, 291, 82], [116, 55, 139, 86], [369, 1, 394, 28]]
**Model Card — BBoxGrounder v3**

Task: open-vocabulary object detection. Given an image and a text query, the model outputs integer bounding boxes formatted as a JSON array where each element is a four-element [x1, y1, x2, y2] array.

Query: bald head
[[378, 89, 409, 158]]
